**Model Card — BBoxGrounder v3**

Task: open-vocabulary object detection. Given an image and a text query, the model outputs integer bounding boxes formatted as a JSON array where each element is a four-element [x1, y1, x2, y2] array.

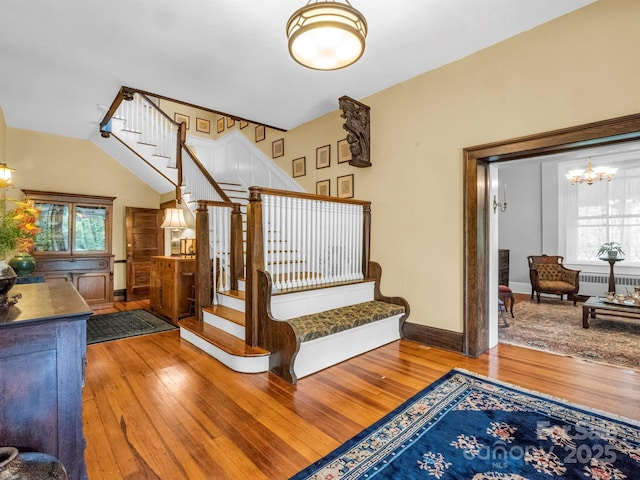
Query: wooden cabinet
[[23, 190, 115, 308], [34, 255, 114, 308], [0, 281, 91, 480], [150, 256, 195, 324]]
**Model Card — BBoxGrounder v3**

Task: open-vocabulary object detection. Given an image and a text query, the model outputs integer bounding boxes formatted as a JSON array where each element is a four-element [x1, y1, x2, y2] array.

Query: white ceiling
[[0, 0, 596, 140]]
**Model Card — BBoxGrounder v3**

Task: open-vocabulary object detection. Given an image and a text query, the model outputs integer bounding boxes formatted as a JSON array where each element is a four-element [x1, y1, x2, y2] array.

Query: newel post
[[245, 187, 265, 347], [362, 203, 371, 278], [229, 203, 243, 291], [175, 122, 186, 203], [195, 201, 211, 321]]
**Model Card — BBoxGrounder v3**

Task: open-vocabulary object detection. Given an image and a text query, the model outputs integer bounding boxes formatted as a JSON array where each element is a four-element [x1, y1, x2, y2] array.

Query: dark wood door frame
[[463, 113, 640, 357]]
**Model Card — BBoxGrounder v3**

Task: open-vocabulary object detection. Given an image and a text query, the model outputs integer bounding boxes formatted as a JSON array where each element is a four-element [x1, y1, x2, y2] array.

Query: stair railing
[[245, 187, 371, 346], [195, 200, 243, 321]]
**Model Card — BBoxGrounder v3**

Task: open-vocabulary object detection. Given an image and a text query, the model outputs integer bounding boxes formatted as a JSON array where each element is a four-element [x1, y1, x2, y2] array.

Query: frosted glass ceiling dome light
[[287, 0, 368, 71]]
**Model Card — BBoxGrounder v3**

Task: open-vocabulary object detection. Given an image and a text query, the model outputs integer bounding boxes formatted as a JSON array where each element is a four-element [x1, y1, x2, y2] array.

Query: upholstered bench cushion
[[538, 280, 576, 293], [287, 300, 405, 342]]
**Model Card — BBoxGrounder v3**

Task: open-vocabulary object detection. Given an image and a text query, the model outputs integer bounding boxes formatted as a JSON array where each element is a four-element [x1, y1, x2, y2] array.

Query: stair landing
[[179, 318, 270, 374]]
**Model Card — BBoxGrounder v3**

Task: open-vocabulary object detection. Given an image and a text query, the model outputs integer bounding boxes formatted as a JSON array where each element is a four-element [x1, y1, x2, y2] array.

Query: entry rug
[[291, 369, 640, 479], [87, 309, 177, 345]]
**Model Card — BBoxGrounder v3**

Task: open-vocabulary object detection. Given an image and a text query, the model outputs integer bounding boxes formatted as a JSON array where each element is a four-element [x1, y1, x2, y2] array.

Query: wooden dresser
[[0, 281, 91, 480], [149, 256, 196, 324]]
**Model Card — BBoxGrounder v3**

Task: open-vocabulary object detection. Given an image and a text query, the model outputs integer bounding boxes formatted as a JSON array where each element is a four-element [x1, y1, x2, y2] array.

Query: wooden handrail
[[109, 134, 178, 188], [181, 144, 231, 203], [249, 186, 371, 207]]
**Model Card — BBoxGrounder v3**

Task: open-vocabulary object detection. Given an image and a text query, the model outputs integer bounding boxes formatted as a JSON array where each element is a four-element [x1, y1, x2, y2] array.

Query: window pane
[[74, 206, 106, 252], [34, 202, 69, 252]]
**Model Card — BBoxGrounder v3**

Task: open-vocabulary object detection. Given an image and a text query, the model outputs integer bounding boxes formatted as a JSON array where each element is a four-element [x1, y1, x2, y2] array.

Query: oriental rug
[[499, 299, 639, 371], [86, 309, 176, 345], [291, 369, 640, 479]]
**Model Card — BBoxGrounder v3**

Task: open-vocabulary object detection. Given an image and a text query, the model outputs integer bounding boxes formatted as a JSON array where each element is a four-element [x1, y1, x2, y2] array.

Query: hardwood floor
[[84, 302, 640, 479]]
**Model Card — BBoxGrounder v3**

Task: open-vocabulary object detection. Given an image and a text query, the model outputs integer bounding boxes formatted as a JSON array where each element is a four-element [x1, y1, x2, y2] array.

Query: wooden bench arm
[[257, 269, 299, 384], [369, 261, 411, 337]]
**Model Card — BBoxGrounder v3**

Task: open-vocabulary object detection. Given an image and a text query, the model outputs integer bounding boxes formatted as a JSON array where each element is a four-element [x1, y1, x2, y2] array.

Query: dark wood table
[[0, 281, 92, 480], [582, 296, 640, 328]]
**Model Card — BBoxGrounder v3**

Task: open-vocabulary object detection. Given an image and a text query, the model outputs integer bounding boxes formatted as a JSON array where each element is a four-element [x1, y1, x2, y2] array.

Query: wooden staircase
[[179, 284, 271, 373]]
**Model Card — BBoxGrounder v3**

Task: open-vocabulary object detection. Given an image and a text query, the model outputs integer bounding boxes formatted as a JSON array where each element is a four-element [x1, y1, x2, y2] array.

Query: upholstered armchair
[[527, 255, 580, 305]]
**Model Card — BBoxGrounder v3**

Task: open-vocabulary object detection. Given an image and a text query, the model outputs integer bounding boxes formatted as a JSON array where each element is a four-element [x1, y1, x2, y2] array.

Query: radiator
[[579, 273, 640, 295]]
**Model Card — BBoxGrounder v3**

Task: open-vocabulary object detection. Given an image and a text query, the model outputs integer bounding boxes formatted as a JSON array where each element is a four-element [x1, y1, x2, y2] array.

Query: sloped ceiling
[[0, 0, 595, 140]]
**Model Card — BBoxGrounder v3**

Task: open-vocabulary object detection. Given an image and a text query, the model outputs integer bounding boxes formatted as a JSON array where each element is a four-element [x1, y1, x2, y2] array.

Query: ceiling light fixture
[[286, 0, 368, 71], [565, 158, 618, 185]]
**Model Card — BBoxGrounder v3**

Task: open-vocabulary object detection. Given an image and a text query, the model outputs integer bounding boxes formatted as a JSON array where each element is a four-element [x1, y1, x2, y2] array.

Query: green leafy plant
[[597, 241, 625, 258], [0, 198, 41, 259]]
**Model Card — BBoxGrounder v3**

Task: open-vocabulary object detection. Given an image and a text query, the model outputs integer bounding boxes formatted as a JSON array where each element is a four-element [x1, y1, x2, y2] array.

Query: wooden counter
[[0, 281, 92, 480]]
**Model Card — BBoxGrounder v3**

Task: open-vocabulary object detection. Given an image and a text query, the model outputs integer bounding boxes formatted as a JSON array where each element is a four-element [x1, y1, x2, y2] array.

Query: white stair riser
[[180, 329, 269, 374], [203, 310, 245, 340], [217, 293, 245, 311]]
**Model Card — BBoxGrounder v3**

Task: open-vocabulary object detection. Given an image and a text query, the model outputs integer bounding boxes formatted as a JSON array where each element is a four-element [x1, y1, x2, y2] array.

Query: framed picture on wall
[[316, 179, 330, 196], [337, 139, 352, 163], [337, 174, 354, 198], [217, 117, 225, 133], [272, 138, 284, 158], [316, 144, 330, 169], [174, 113, 190, 130], [196, 118, 210, 134], [255, 125, 266, 142], [292, 157, 306, 178], [240, 120, 249, 129], [227, 117, 235, 128]]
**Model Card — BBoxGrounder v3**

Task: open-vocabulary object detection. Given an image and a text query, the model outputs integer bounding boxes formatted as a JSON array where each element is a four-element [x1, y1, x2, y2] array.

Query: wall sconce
[[493, 184, 507, 213], [161, 208, 188, 256], [0, 163, 15, 190]]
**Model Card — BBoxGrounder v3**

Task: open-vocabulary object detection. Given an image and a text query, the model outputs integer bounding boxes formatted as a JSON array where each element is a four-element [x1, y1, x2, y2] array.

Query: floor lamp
[[161, 208, 188, 256]]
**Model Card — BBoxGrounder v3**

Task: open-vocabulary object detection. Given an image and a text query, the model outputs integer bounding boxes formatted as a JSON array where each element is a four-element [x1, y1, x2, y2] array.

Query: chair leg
[[536, 292, 541, 303]]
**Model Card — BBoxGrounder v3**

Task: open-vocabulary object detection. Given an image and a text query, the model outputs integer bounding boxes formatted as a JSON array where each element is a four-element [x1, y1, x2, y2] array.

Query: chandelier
[[286, 0, 368, 71], [565, 159, 618, 185]]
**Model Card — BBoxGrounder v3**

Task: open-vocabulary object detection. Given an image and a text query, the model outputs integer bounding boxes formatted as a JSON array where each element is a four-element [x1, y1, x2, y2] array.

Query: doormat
[[291, 369, 640, 479], [87, 309, 177, 345]]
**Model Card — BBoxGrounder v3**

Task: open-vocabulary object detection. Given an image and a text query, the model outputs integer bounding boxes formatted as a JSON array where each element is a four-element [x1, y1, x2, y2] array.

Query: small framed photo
[[337, 174, 354, 198], [240, 120, 249, 129], [316, 179, 330, 196], [174, 113, 190, 130], [272, 138, 284, 158], [255, 125, 266, 142], [196, 118, 210, 134], [316, 144, 331, 169], [227, 117, 235, 129], [337, 139, 352, 163], [292, 157, 306, 178], [216, 117, 225, 133]]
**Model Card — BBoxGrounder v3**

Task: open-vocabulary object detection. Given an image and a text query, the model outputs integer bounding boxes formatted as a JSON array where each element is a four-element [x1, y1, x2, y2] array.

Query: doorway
[[462, 113, 640, 357]]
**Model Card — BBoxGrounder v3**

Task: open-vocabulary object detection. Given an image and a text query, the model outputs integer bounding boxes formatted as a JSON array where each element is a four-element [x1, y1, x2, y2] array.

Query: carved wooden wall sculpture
[[339, 95, 371, 168]]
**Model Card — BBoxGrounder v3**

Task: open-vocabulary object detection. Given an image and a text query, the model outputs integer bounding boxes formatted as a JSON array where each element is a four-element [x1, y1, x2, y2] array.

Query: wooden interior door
[[126, 207, 164, 301]]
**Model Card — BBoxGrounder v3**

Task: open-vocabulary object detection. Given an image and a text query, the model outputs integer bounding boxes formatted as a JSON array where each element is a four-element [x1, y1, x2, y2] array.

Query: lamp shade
[[161, 208, 188, 229], [287, 1, 367, 70]]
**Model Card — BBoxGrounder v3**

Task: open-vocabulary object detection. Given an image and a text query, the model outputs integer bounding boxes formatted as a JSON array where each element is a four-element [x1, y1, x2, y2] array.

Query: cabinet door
[[75, 272, 111, 306], [33, 201, 71, 253]]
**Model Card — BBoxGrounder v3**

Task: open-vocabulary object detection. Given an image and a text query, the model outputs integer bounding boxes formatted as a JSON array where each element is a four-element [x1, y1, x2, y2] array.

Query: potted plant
[[597, 241, 625, 259]]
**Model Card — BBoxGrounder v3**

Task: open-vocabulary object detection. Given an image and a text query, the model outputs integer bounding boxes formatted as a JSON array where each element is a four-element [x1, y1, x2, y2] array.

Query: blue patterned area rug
[[87, 309, 177, 345], [291, 369, 640, 479]]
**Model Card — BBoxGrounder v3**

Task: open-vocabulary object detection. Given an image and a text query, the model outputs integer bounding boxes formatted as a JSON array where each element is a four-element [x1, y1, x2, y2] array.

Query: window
[[23, 190, 114, 256], [559, 157, 640, 267]]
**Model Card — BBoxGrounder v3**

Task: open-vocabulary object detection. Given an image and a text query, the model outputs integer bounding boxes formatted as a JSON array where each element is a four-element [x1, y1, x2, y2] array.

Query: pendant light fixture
[[286, 0, 368, 71]]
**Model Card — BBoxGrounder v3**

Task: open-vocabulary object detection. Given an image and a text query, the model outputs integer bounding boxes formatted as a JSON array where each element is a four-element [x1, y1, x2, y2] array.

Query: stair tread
[[219, 289, 245, 300], [204, 304, 245, 326], [179, 318, 269, 357]]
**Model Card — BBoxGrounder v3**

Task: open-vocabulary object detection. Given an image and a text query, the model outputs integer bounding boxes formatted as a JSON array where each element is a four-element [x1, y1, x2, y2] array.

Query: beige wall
[[267, 0, 640, 332], [0, 105, 6, 164], [6, 128, 161, 290]]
